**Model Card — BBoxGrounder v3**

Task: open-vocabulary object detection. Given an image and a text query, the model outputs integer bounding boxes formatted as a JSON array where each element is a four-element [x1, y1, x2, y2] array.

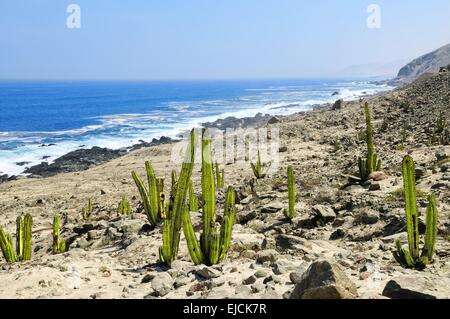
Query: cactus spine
[[132, 161, 159, 226], [358, 102, 382, 181], [52, 214, 66, 254], [393, 156, 438, 269], [159, 129, 197, 267], [182, 130, 236, 266], [0, 214, 32, 263], [283, 166, 296, 220]]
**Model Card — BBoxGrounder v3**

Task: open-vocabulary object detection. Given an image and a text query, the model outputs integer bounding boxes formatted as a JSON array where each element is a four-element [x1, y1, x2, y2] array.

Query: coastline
[[0, 85, 396, 183]]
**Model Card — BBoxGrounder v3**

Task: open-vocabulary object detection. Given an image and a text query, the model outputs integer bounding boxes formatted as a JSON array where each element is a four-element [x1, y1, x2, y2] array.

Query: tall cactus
[[182, 130, 236, 266], [132, 161, 159, 226], [283, 166, 296, 220], [159, 128, 197, 267], [0, 214, 32, 263], [52, 213, 66, 254], [215, 162, 225, 189], [393, 156, 438, 269], [358, 102, 382, 181]]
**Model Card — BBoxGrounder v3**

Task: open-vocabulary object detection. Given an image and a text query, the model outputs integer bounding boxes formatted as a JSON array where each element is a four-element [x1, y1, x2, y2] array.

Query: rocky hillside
[[390, 43, 450, 85]]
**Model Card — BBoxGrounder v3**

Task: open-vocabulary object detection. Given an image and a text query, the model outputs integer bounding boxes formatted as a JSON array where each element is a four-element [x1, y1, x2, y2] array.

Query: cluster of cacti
[[117, 195, 132, 216], [0, 214, 33, 263], [52, 214, 66, 254], [81, 199, 93, 221], [283, 166, 296, 220], [428, 112, 449, 146], [182, 130, 236, 265], [250, 150, 271, 179], [215, 162, 225, 189], [358, 102, 382, 181], [393, 156, 438, 269], [159, 129, 197, 267], [132, 162, 161, 226]]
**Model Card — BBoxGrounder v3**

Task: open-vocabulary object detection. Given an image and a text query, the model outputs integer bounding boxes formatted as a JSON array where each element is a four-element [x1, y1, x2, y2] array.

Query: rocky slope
[[391, 43, 450, 85], [0, 72, 449, 299]]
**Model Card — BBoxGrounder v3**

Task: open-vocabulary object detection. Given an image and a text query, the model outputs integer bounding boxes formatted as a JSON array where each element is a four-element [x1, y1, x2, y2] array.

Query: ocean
[[0, 79, 393, 176]]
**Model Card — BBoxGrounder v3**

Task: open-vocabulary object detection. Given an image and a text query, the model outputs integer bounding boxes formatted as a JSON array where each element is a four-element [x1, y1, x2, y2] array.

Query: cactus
[[250, 150, 271, 179], [0, 225, 16, 263], [393, 156, 438, 269], [159, 129, 197, 267], [117, 195, 132, 216], [0, 214, 32, 263], [358, 102, 382, 181], [189, 179, 198, 212], [182, 130, 236, 266], [81, 199, 94, 221], [52, 214, 66, 254], [215, 162, 225, 188], [283, 166, 296, 220], [132, 161, 159, 226], [156, 177, 166, 219]]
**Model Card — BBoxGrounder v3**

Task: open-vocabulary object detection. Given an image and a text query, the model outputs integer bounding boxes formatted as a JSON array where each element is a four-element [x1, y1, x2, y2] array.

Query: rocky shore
[[0, 70, 449, 299]]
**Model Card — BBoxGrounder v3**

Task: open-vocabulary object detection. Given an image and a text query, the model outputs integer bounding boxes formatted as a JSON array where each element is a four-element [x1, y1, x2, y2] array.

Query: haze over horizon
[[1, 0, 450, 80]]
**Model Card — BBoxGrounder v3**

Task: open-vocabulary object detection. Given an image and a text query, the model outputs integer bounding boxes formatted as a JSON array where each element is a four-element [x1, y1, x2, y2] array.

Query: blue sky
[[1, 0, 449, 80]]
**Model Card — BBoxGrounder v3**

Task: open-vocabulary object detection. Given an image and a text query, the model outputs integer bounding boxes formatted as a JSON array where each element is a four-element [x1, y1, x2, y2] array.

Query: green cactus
[[283, 166, 296, 220], [0, 214, 32, 263], [215, 162, 225, 189], [156, 177, 166, 219], [52, 214, 66, 254], [132, 161, 159, 226], [159, 129, 197, 267], [81, 199, 94, 221], [0, 225, 16, 263], [117, 195, 132, 216], [189, 179, 198, 212], [358, 102, 382, 181], [182, 130, 236, 266], [393, 156, 438, 269], [250, 150, 271, 179]]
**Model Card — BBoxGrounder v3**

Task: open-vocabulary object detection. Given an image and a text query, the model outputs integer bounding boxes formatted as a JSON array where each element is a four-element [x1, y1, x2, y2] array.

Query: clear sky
[[1, 0, 449, 80]]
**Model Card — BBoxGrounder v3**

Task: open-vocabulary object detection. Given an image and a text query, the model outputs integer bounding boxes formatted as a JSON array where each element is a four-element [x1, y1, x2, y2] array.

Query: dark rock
[[278, 146, 288, 153], [330, 229, 346, 240], [332, 99, 344, 110], [24, 147, 124, 177], [312, 205, 336, 224], [268, 116, 281, 124]]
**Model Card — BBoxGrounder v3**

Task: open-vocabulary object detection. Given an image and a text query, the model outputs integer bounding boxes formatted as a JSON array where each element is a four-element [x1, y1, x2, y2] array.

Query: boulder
[[290, 261, 358, 299]]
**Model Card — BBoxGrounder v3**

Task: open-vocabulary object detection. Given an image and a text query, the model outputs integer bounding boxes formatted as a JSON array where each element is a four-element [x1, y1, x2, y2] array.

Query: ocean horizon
[[0, 79, 393, 176]]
